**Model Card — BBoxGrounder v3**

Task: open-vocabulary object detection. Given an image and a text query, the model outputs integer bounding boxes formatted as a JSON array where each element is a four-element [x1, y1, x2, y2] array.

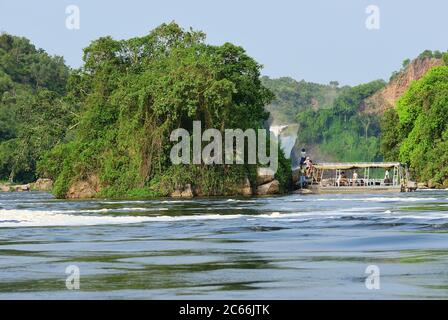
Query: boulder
[[12, 184, 30, 192], [31, 178, 53, 191], [427, 179, 442, 189], [239, 177, 253, 196], [406, 181, 418, 191], [256, 180, 280, 195], [417, 182, 428, 189], [0, 184, 10, 192], [66, 175, 101, 199], [19, 184, 30, 192], [170, 184, 195, 198], [443, 179, 448, 188], [256, 167, 275, 186], [427, 180, 436, 189]]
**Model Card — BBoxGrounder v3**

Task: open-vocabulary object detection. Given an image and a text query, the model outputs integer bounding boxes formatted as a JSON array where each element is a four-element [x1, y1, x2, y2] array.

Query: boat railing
[[316, 178, 399, 188]]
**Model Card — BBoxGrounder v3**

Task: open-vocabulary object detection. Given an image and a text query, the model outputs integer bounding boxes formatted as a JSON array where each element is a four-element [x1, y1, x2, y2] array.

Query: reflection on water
[[0, 190, 448, 299]]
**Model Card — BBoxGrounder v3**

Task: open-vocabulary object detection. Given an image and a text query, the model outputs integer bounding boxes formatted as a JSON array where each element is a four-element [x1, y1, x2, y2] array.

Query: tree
[[381, 65, 448, 185], [380, 108, 401, 161], [42, 23, 280, 198], [0, 33, 72, 183], [296, 80, 385, 162]]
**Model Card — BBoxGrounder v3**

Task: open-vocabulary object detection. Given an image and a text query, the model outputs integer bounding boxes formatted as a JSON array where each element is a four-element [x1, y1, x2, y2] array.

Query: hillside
[[290, 51, 446, 166], [362, 56, 443, 115], [294, 80, 386, 164], [381, 63, 448, 187], [261, 76, 340, 125]]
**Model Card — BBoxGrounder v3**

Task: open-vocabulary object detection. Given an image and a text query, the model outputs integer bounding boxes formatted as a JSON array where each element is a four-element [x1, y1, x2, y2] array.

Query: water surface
[[0, 190, 448, 299]]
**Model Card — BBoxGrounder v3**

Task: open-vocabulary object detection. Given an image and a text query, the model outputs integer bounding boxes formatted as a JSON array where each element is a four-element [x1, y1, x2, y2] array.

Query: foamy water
[[1, 192, 447, 228], [0, 190, 448, 299]]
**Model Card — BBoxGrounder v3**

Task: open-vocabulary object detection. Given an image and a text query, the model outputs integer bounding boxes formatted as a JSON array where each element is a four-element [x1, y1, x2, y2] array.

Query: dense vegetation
[[381, 61, 448, 186], [296, 80, 386, 162], [1, 28, 446, 192], [0, 33, 72, 183], [38, 23, 290, 198], [261, 76, 340, 125]]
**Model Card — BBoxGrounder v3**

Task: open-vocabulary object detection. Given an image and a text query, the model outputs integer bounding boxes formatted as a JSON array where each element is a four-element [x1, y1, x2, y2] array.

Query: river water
[[0, 190, 447, 299]]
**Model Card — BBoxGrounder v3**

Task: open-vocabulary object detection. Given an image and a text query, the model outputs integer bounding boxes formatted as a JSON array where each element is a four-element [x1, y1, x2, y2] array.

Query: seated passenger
[[352, 171, 359, 186], [340, 171, 349, 186]]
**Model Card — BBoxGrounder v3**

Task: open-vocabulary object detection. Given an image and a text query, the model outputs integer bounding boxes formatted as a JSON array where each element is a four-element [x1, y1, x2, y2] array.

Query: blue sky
[[1, 0, 447, 85]]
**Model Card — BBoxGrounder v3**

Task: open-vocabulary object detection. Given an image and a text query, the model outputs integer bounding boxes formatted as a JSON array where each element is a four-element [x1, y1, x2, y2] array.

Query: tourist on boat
[[299, 148, 307, 167], [352, 171, 359, 186], [384, 170, 391, 185], [341, 172, 348, 186], [304, 157, 314, 177], [336, 171, 347, 186]]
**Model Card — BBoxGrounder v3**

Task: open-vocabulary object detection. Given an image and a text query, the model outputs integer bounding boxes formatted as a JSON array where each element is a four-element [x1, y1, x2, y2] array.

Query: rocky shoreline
[[168, 168, 281, 199], [0, 168, 282, 199], [0, 178, 53, 193], [2, 175, 445, 198]]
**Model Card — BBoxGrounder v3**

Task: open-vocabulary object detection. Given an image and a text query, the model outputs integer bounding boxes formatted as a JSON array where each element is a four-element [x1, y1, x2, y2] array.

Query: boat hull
[[308, 185, 402, 194]]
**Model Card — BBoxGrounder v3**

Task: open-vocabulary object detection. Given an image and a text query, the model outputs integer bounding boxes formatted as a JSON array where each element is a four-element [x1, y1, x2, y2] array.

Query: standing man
[[300, 148, 307, 167]]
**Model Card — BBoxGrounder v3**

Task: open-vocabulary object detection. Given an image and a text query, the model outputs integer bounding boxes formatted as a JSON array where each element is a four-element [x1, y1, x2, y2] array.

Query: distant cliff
[[361, 57, 443, 115]]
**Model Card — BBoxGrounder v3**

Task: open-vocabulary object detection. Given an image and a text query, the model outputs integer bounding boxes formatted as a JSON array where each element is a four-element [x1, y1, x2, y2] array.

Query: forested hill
[[261, 76, 341, 125], [381, 54, 448, 187], [295, 80, 386, 163], [0, 33, 73, 183], [290, 51, 447, 166], [0, 28, 447, 189]]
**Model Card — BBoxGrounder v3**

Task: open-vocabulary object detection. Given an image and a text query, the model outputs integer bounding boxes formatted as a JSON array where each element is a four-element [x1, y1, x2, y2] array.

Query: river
[[0, 190, 448, 299]]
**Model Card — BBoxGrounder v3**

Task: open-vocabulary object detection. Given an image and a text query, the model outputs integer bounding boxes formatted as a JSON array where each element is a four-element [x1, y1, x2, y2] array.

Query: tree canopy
[[261, 76, 340, 125], [39, 23, 290, 198], [381, 65, 448, 186], [296, 80, 386, 162], [0, 33, 72, 183]]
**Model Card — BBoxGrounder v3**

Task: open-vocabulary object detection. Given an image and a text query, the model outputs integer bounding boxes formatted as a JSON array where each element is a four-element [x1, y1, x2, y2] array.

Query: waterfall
[[269, 125, 298, 159]]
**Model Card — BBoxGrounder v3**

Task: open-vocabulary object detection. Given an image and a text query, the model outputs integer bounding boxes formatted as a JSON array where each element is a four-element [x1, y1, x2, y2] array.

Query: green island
[[1, 22, 448, 198]]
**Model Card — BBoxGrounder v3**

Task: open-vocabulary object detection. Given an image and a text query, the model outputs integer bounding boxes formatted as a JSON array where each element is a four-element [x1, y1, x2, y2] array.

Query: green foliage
[[0, 33, 73, 183], [380, 108, 401, 161], [418, 50, 442, 60], [297, 80, 386, 162], [261, 76, 340, 125], [44, 23, 284, 198], [381, 66, 448, 185], [275, 148, 292, 192], [402, 59, 411, 68], [443, 53, 448, 66]]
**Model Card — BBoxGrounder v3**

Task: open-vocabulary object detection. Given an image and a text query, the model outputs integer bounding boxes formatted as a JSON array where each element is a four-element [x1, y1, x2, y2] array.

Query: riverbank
[[0, 178, 53, 193], [0, 169, 285, 199]]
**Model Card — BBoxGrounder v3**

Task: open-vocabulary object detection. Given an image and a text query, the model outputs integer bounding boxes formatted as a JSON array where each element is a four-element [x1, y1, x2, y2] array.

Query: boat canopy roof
[[313, 162, 401, 170]]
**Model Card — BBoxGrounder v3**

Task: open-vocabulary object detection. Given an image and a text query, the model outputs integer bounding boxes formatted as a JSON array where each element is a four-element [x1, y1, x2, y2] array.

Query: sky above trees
[[1, 0, 447, 86]]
